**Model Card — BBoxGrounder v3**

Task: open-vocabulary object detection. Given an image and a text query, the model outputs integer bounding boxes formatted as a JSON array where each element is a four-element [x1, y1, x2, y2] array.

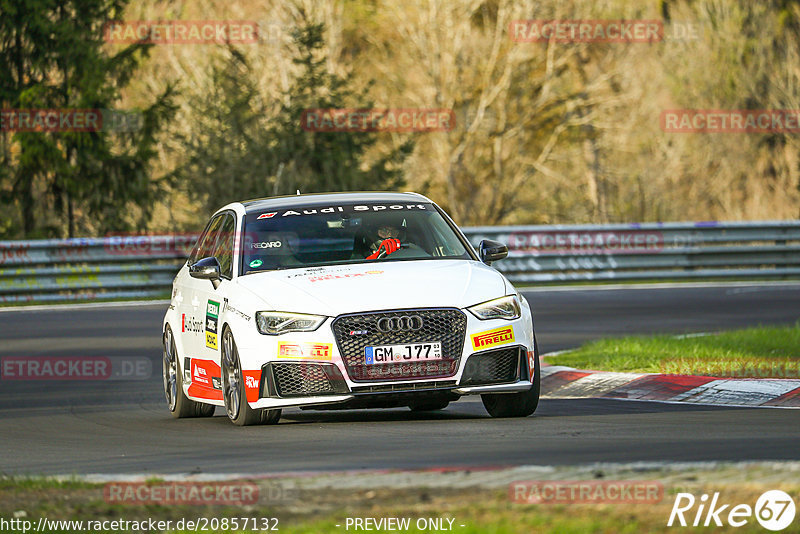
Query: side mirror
[[478, 239, 508, 265], [189, 257, 222, 289]]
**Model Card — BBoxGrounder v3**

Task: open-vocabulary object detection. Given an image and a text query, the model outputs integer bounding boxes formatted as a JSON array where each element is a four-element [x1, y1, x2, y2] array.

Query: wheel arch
[[163, 319, 190, 378]]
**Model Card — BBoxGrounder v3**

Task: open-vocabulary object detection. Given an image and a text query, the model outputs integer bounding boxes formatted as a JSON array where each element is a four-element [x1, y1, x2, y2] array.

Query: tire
[[221, 327, 281, 426], [481, 339, 541, 418], [408, 400, 450, 412], [163, 325, 215, 418]]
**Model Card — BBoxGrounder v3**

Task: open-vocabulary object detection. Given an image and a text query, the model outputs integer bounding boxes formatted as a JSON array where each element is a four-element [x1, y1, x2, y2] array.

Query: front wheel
[[163, 325, 215, 418], [221, 327, 281, 426], [481, 341, 541, 418]]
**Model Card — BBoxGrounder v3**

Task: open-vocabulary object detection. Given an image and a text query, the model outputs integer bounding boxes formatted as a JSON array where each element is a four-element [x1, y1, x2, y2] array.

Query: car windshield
[[240, 202, 472, 274]]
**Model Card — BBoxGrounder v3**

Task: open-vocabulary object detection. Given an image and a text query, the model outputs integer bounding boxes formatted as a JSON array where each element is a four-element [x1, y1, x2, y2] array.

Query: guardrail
[[0, 235, 196, 303], [466, 220, 800, 283], [1, 221, 798, 303]]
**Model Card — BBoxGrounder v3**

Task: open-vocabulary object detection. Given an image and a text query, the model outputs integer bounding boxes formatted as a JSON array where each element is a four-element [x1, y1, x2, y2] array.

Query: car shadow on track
[[534, 397, 743, 417], [188, 398, 745, 427], [259, 408, 485, 425]]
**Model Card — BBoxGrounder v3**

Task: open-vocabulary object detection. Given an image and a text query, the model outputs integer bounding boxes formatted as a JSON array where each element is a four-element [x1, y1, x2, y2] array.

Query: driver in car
[[366, 224, 405, 259]]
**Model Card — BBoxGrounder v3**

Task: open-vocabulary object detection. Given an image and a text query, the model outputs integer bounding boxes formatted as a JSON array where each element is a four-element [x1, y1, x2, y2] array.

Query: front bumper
[[205, 305, 537, 410], [247, 344, 535, 410]]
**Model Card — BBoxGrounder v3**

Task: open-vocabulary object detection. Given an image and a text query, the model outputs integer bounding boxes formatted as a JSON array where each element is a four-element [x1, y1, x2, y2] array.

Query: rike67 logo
[[668, 490, 796, 531]]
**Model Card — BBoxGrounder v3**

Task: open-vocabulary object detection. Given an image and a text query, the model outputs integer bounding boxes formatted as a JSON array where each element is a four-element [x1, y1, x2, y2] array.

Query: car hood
[[236, 260, 508, 316]]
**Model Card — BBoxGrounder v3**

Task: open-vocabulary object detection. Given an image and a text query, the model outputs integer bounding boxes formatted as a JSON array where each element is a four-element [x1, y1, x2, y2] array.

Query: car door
[[190, 211, 237, 397], [181, 213, 226, 399]]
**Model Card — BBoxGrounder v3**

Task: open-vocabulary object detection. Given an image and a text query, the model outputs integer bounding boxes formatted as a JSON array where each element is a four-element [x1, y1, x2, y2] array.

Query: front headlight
[[255, 312, 326, 335], [467, 295, 521, 320]]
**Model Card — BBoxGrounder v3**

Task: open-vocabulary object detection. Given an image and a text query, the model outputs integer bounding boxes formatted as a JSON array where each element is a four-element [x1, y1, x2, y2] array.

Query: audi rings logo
[[376, 315, 424, 333]]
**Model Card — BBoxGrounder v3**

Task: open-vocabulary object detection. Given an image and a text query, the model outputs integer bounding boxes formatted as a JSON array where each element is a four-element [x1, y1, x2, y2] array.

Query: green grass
[[0, 476, 96, 491], [546, 323, 800, 374], [1, 477, 794, 534], [277, 513, 651, 534]]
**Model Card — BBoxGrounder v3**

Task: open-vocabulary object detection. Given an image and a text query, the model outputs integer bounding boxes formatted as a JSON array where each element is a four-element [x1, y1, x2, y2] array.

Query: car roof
[[240, 191, 432, 214]]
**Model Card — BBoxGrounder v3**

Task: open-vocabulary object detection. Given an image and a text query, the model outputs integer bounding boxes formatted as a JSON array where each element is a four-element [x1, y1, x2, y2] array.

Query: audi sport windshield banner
[[241, 203, 471, 272]]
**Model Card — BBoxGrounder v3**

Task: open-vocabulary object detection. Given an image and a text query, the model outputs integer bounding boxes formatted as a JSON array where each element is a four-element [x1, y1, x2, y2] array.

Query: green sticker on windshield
[[249, 259, 263, 268]]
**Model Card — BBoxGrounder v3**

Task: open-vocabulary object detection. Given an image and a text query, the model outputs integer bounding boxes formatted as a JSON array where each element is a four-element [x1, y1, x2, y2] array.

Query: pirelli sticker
[[205, 300, 219, 350], [277, 342, 332, 360], [471, 325, 515, 351]]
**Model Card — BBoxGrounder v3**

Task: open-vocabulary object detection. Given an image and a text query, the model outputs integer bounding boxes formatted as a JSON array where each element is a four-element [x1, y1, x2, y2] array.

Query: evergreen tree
[[176, 22, 412, 214], [0, 0, 176, 238]]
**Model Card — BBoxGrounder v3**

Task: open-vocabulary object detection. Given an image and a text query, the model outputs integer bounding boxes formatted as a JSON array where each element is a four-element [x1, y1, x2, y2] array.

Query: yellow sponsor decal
[[277, 342, 333, 360], [471, 325, 515, 351], [205, 332, 218, 350]]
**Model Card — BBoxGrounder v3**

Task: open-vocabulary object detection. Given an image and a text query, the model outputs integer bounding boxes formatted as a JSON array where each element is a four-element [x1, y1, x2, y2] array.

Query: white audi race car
[[162, 192, 540, 425]]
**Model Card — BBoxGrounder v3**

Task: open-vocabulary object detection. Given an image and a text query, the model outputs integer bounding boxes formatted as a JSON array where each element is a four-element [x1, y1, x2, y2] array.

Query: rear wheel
[[481, 340, 541, 418], [221, 327, 281, 426], [163, 325, 215, 418]]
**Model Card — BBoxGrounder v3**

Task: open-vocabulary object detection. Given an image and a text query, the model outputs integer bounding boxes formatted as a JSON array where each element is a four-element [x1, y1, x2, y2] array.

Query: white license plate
[[365, 342, 442, 364]]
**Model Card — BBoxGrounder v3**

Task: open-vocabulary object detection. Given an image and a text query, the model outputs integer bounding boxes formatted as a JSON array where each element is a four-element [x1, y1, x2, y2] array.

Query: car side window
[[213, 214, 236, 279], [188, 214, 224, 265]]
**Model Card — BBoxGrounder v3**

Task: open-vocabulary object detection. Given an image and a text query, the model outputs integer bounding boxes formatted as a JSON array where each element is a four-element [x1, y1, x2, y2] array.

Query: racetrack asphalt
[[0, 282, 798, 476]]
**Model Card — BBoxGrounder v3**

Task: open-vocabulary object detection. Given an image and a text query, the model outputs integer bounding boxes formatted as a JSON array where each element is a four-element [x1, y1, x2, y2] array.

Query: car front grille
[[460, 347, 521, 386], [272, 362, 335, 397], [331, 308, 467, 382]]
